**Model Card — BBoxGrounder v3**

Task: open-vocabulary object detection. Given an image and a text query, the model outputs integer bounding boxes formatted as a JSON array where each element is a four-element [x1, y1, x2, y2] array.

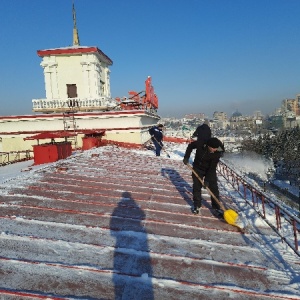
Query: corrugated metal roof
[[24, 131, 77, 140], [0, 146, 299, 299]]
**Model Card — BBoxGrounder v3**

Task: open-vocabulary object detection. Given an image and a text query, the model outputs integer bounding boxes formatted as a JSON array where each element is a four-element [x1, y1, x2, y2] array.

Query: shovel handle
[[187, 163, 225, 211], [153, 136, 170, 157], [153, 136, 164, 148], [144, 137, 153, 145]]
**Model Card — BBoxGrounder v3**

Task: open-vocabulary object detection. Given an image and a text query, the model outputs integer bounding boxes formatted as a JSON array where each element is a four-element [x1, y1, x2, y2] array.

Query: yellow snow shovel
[[187, 164, 240, 228]]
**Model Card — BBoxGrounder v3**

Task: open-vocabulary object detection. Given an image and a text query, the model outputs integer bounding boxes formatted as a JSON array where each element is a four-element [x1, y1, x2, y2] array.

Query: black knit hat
[[206, 138, 220, 148]]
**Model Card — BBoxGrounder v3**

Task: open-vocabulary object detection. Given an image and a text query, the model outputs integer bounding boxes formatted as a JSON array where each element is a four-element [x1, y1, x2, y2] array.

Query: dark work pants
[[153, 139, 162, 156], [192, 168, 220, 210]]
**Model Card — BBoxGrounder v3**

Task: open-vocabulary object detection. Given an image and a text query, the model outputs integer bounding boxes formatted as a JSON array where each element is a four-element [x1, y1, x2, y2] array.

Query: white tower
[[32, 4, 115, 113]]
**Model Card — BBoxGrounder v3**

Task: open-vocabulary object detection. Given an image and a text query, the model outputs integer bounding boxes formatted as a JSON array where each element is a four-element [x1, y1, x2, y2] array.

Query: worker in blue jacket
[[149, 124, 164, 156]]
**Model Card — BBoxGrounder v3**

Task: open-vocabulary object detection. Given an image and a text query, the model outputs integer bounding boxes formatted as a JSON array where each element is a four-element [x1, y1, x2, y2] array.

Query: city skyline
[[1, 0, 300, 118]]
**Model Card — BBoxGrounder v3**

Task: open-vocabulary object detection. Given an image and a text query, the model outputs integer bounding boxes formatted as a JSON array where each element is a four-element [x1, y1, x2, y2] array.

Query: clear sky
[[1, 0, 300, 119]]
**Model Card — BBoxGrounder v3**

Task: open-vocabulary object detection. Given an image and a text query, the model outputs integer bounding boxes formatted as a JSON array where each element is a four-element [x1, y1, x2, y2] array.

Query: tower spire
[[72, 1, 80, 46]]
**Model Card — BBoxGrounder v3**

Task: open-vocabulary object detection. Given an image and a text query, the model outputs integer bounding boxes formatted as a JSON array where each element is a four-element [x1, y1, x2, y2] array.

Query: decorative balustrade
[[32, 97, 118, 112]]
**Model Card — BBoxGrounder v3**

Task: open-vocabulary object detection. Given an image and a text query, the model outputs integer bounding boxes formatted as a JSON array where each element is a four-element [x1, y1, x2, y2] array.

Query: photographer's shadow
[[110, 191, 154, 300]]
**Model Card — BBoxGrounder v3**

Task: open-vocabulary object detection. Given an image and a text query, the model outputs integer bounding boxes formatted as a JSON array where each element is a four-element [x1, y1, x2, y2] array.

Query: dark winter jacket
[[192, 124, 211, 143], [149, 126, 163, 143], [184, 138, 225, 181]]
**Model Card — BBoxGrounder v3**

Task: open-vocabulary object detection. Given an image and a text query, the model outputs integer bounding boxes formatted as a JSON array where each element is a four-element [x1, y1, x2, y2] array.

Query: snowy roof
[[0, 144, 299, 299]]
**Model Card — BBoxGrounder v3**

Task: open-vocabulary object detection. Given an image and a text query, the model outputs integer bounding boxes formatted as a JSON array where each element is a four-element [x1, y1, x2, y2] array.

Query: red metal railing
[[218, 160, 300, 256]]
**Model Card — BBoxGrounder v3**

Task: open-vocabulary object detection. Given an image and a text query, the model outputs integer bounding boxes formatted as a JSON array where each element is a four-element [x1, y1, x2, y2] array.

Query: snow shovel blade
[[223, 209, 239, 227], [165, 152, 171, 158]]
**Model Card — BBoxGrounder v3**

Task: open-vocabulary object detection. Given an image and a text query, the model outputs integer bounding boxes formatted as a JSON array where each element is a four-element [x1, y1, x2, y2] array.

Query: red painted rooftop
[[0, 145, 299, 299], [37, 46, 113, 65]]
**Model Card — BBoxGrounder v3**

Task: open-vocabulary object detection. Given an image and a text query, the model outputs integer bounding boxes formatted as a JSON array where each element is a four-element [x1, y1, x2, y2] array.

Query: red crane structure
[[115, 76, 158, 113]]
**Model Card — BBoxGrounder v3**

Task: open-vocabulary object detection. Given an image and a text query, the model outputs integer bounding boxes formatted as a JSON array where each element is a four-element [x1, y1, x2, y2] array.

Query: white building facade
[[32, 46, 116, 113]]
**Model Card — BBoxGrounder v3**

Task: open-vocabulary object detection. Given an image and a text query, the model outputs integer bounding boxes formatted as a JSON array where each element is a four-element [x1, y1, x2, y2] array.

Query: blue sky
[[1, 0, 300, 118]]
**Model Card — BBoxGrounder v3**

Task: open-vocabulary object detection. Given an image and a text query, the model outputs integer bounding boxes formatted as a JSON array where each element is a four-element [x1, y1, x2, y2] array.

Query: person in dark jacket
[[149, 124, 164, 156], [183, 137, 225, 215], [191, 121, 211, 143]]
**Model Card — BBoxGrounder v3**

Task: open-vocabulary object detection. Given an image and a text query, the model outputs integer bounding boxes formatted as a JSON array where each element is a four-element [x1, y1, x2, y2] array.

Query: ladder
[[63, 101, 78, 149]]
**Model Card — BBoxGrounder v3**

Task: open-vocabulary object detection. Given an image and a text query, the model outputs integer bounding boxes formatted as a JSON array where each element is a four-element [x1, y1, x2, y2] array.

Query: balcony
[[32, 97, 118, 113]]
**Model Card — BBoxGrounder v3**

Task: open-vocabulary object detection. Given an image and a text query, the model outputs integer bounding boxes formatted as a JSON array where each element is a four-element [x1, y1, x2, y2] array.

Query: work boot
[[212, 208, 223, 218], [192, 206, 201, 214]]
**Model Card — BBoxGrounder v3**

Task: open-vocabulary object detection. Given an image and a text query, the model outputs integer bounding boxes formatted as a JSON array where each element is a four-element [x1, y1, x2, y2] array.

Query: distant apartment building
[[252, 111, 264, 130], [281, 98, 298, 115], [296, 94, 300, 115], [230, 116, 253, 130], [213, 111, 227, 121], [253, 111, 263, 118], [213, 111, 229, 129], [280, 97, 300, 128], [228, 111, 261, 132], [183, 113, 206, 120], [283, 111, 297, 129]]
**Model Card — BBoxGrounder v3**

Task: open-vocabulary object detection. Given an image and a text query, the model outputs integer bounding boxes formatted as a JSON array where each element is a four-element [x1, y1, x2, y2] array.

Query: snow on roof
[[0, 144, 299, 299]]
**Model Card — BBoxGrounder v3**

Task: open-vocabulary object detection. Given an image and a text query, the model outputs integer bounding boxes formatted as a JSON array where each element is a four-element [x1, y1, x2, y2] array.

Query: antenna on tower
[[72, 1, 80, 46]]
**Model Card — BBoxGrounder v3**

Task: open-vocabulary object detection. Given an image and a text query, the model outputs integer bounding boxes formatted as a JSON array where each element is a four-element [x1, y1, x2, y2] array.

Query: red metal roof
[[37, 46, 113, 65], [23, 131, 77, 140], [0, 146, 299, 299]]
